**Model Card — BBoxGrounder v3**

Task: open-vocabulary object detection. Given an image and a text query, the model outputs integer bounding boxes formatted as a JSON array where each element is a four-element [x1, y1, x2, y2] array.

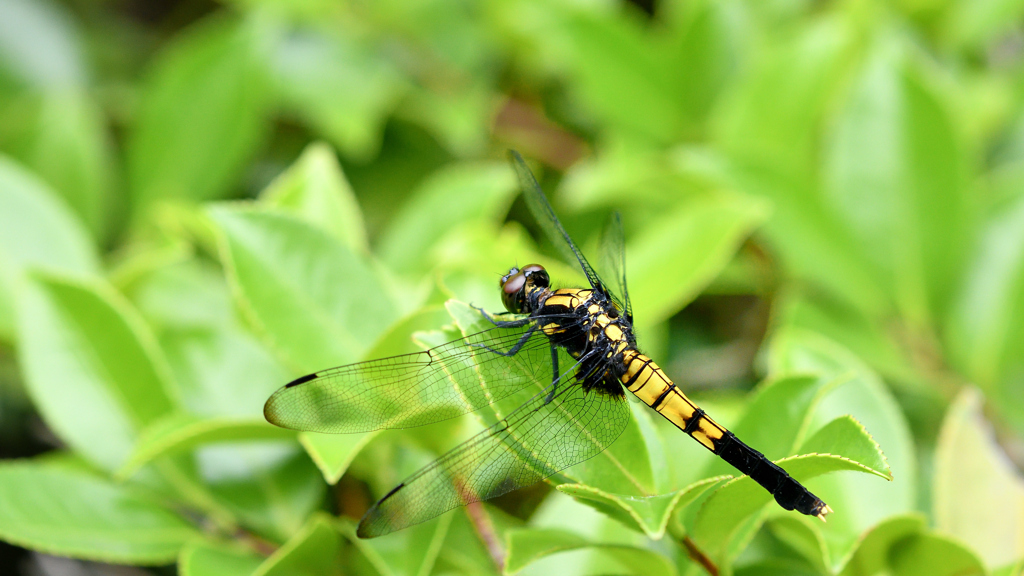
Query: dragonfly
[[264, 151, 832, 538]]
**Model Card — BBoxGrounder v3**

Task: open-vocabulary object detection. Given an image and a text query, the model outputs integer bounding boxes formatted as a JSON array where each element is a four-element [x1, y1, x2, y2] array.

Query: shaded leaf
[[505, 527, 676, 576], [117, 413, 295, 480], [0, 460, 198, 564], [254, 513, 342, 576], [128, 16, 272, 218], [179, 540, 264, 576], [837, 513, 926, 576], [888, 532, 986, 576]]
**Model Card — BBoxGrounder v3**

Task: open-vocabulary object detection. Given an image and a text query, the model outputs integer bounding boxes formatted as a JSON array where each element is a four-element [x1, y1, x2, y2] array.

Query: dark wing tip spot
[[285, 373, 318, 388]]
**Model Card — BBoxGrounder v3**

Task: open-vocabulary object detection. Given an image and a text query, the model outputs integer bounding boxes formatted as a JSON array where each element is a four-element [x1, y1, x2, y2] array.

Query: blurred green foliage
[[0, 0, 1023, 574]]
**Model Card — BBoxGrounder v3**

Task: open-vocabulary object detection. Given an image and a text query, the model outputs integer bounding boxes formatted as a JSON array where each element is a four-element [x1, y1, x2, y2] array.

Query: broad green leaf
[[557, 476, 726, 538], [691, 453, 888, 564], [0, 155, 99, 339], [117, 413, 295, 480], [0, 460, 198, 564], [934, 387, 1024, 570], [800, 416, 891, 480], [767, 327, 916, 562], [128, 16, 272, 218], [200, 443, 325, 543], [627, 193, 768, 327], [888, 532, 986, 576], [377, 162, 517, 275], [505, 528, 676, 576], [210, 207, 398, 371], [837, 513, 926, 576], [766, 515, 831, 574], [560, 10, 684, 143], [271, 31, 406, 160], [824, 35, 971, 326], [300, 431, 379, 485], [16, 89, 115, 239], [261, 141, 368, 253], [254, 513, 341, 576], [179, 540, 264, 576], [128, 257, 290, 419], [943, 0, 1024, 47], [947, 194, 1024, 423], [16, 274, 175, 470], [339, 513, 452, 576], [0, 0, 85, 87]]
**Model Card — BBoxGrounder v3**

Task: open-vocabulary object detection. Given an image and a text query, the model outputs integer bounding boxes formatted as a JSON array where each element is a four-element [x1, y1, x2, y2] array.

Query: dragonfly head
[[500, 264, 549, 313]]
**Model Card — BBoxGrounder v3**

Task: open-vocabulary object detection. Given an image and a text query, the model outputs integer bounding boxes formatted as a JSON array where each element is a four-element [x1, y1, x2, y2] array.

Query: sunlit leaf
[[505, 527, 676, 576]]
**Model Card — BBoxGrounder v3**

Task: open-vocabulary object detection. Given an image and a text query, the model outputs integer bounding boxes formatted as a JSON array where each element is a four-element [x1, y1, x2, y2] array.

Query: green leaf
[[626, 193, 768, 326], [0, 154, 99, 339], [179, 540, 264, 576], [210, 207, 398, 371], [202, 444, 325, 543], [377, 162, 517, 275], [16, 274, 175, 470], [254, 513, 342, 576], [16, 89, 115, 239], [947, 194, 1024, 421], [934, 387, 1024, 570], [300, 431, 379, 485], [338, 513, 452, 576], [557, 475, 726, 538], [128, 16, 272, 218], [0, 0, 85, 87], [691, 453, 887, 565], [824, 35, 971, 325], [888, 532, 986, 576], [505, 527, 677, 576], [766, 515, 831, 574], [560, 10, 684, 143], [0, 460, 198, 564], [836, 513, 926, 576], [261, 141, 368, 254], [271, 31, 406, 160], [117, 413, 296, 480], [767, 327, 917, 561], [799, 415, 891, 481]]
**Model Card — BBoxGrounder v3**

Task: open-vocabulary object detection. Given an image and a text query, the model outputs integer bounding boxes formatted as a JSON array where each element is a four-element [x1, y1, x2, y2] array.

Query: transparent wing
[[509, 151, 609, 295], [357, 369, 631, 537], [264, 314, 578, 433], [599, 211, 633, 323]]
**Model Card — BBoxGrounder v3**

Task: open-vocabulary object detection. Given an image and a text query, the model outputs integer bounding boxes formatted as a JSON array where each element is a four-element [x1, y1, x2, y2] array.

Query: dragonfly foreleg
[[472, 323, 538, 357], [473, 305, 533, 328], [545, 345, 559, 404]]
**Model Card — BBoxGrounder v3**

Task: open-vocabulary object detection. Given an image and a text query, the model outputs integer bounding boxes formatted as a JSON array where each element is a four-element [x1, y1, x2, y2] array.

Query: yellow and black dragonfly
[[264, 151, 831, 538]]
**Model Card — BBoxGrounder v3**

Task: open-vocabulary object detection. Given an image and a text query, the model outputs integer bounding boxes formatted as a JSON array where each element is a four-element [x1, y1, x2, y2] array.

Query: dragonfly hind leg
[[471, 323, 538, 359]]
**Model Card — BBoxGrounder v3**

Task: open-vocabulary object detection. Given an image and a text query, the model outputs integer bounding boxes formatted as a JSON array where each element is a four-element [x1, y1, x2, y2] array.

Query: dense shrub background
[[0, 0, 1023, 575]]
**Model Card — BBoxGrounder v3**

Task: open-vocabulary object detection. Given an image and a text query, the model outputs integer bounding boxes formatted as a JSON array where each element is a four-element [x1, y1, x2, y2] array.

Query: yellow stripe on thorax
[[619, 350, 726, 451]]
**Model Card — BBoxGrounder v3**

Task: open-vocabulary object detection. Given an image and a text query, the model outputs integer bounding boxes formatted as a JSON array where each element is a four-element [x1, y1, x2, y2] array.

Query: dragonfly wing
[[598, 211, 633, 324], [510, 151, 607, 292], [357, 372, 631, 537], [264, 316, 578, 433]]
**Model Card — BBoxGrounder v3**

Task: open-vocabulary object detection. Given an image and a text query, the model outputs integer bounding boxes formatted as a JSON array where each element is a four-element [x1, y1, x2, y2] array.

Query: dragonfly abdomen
[[619, 350, 832, 520]]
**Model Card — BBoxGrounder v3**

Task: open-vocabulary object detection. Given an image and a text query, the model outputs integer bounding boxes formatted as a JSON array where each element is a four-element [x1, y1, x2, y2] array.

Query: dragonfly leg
[[472, 323, 538, 357], [473, 305, 533, 328], [545, 345, 559, 404]]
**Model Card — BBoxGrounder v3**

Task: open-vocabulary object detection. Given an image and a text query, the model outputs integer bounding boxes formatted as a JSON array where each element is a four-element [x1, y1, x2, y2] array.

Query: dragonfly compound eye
[[501, 268, 527, 313], [521, 264, 549, 289]]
